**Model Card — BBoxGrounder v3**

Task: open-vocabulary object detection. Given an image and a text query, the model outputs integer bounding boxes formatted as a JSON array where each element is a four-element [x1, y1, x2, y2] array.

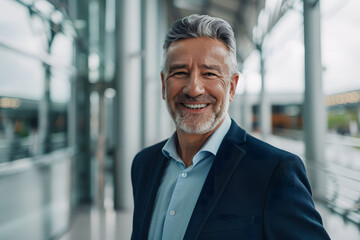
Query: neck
[[176, 118, 225, 167]]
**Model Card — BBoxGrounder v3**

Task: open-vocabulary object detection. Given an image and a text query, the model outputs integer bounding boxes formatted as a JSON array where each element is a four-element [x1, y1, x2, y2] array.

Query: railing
[[0, 148, 75, 240], [311, 161, 360, 225], [266, 132, 360, 226], [0, 133, 67, 163]]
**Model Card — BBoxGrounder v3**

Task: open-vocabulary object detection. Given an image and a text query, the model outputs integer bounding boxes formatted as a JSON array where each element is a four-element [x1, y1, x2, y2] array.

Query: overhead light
[[34, 0, 54, 17], [51, 10, 63, 25], [105, 88, 116, 99], [89, 53, 100, 71], [0, 98, 21, 109], [20, 0, 34, 5], [325, 92, 360, 106]]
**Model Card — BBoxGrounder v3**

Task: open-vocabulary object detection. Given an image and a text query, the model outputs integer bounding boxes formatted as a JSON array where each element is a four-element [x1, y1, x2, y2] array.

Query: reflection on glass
[[0, 0, 49, 56], [0, 0, 75, 162], [0, 97, 40, 162], [0, 48, 44, 100], [50, 69, 71, 103]]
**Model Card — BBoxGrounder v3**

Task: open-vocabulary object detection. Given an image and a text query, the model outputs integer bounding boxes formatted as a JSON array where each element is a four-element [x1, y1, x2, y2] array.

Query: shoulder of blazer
[[131, 139, 169, 200], [227, 119, 300, 163], [132, 139, 168, 171]]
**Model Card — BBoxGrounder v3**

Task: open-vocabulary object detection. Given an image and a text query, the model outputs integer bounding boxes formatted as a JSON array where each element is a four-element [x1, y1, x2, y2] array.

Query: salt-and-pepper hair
[[162, 14, 239, 76]]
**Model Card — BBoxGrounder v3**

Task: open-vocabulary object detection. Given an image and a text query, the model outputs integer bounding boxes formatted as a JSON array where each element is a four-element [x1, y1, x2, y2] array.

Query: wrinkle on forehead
[[165, 37, 231, 75]]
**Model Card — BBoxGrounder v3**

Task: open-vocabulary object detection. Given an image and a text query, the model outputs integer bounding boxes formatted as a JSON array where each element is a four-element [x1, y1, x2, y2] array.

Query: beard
[[166, 89, 230, 134]]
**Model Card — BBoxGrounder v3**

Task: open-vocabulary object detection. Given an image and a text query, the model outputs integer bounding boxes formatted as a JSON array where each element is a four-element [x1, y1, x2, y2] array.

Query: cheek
[[210, 84, 228, 103], [166, 80, 184, 97]]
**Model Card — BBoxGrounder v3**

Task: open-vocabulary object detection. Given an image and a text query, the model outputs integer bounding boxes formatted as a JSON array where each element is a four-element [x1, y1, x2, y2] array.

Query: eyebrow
[[200, 64, 222, 73], [168, 64, 222, 73], [168, 64, 188, 73]]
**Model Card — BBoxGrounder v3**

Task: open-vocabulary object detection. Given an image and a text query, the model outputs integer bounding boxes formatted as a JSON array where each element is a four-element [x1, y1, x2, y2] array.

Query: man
[[131, 14, 330, 240]]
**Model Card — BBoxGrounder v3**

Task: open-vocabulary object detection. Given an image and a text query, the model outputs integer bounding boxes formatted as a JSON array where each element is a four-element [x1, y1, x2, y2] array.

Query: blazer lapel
[[140, 150, 168, 239], [184, 121, 247, 240]]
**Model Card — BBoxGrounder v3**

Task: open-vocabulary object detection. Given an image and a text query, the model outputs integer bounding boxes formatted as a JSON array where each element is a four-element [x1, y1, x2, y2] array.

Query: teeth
[[183, 103, 208, 109]]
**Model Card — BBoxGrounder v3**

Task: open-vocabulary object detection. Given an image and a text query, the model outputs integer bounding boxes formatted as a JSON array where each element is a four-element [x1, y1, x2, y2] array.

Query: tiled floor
[[59, 202, 360, 240], [59, 206, 133, 240], [316, 203, 360, 240]]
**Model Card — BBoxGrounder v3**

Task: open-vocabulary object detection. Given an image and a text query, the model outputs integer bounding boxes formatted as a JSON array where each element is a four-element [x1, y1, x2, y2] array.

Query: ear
[[228, 73, 239, 102], [161, 72, 166, 100]]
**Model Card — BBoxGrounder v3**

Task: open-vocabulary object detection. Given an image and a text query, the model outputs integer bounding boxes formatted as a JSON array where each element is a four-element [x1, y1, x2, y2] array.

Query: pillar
[[114, 0, 142, 209], [303, 0, 326, 198]]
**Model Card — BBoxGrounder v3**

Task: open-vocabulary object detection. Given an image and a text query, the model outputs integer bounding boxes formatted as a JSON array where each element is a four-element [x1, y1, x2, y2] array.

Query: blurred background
[[0, 0, 359, 239]]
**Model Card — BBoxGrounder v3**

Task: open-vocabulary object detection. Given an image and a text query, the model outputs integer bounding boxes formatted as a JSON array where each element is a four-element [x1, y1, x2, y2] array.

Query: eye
[[174, 71, 187, 75], [204, 72, 217, 77], [172, 71, 188, 78]]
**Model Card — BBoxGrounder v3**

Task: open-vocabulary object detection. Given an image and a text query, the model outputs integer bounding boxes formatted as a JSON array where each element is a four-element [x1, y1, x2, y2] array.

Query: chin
[[177, 122, 215, 134], [166, 96, 229, 135], [175, 112, 226, 134]]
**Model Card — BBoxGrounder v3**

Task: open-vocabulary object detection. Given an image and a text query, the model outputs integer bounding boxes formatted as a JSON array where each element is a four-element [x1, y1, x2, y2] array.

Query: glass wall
[[242, 0, 360, 225], [0, 0, 75, 162], [242, 0, 360, 137]]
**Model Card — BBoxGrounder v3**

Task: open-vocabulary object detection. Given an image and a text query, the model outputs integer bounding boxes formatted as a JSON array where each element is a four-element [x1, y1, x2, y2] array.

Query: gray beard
[[166, 91, 230, 134]]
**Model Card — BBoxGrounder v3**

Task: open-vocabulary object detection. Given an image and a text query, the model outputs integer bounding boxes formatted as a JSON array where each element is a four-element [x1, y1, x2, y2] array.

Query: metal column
[[258, 45, 271, 138], [114, 0, 142, 210], [70, 0, 92, 204], [95, 0, 106, 209], [141, 0, 164, 146], [303, 0, 326, 197], [239, 88, 252, 132], [157, 0, 173, 140]]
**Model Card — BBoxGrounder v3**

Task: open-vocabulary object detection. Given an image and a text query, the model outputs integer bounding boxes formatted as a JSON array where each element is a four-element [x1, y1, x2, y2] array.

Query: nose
[[183, 72, 205, 97]]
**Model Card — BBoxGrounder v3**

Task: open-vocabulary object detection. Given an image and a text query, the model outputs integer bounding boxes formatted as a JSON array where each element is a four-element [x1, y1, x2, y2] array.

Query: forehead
[[165, 37, 230, 68]]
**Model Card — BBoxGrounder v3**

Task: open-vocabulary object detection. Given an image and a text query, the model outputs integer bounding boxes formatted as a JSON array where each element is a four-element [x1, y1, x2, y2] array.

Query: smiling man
[[162, 36, 238, 167], [131, 15, 330, 240]]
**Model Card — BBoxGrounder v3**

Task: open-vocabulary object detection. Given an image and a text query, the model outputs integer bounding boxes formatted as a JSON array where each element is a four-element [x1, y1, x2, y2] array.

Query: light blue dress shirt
[[148, 115, 232, 240]]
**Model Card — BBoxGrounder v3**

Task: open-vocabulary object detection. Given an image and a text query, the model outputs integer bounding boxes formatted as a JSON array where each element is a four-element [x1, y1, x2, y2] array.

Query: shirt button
[[181, 172, 187, 177], [170, 210, 176, 216]]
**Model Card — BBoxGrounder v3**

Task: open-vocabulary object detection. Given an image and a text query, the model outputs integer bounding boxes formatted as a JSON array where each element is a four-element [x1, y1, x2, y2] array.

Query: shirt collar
[[162, 114, 232, 163]]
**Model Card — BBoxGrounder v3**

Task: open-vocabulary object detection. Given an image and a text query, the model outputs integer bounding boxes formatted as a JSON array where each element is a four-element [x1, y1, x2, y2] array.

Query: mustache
[[173, 94, 216, 103]]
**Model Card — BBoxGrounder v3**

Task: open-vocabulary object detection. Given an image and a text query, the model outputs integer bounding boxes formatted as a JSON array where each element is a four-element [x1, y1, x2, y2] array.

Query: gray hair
[[162, 14, 238, 75]]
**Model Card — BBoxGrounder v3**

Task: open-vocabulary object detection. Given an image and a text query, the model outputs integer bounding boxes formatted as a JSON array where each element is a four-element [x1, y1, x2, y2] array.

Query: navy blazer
[[131, 120, 330, 239]]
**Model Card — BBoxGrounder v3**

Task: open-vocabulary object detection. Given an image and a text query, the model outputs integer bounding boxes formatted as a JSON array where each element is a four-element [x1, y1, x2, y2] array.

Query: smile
[[182, 103, 209, 109]]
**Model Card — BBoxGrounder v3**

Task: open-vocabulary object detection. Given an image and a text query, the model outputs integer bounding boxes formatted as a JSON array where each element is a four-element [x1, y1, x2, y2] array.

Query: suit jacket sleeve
[[130, 141, 168, 240], [263, 154, 330, 239], [131, 153, 140, 240]]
